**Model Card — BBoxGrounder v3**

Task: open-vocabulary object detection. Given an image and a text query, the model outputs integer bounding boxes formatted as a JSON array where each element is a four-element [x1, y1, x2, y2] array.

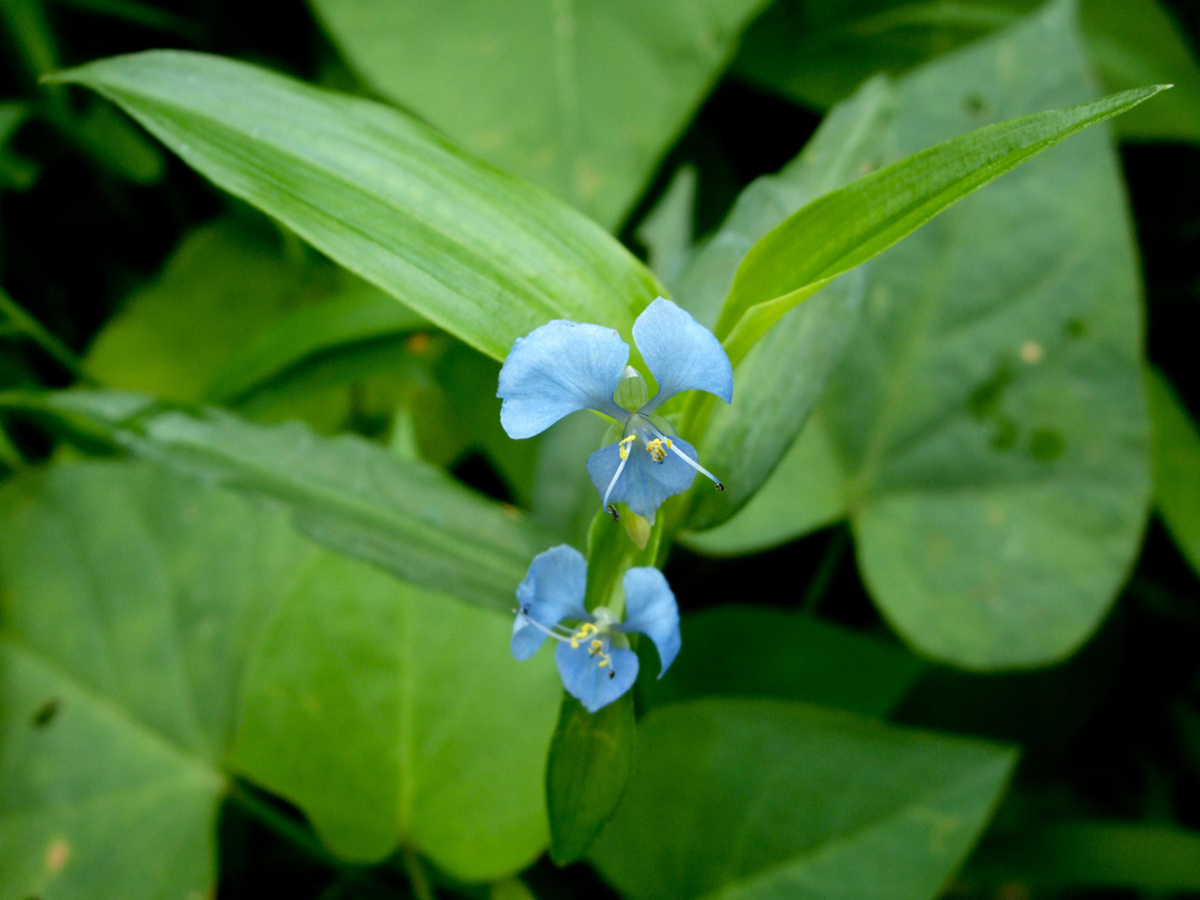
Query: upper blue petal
[[633, 298, 733, 414], [585, 435, 699, 524], [498, 320, 630, 438], [511, 544, 589, 661], [555, 641, 639, 713], [619, 567, 681, 677]]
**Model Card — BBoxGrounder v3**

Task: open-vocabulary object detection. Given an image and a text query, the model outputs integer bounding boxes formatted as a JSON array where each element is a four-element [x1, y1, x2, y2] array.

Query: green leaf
[[588, 698, 1017, 900], [693, 0, 1153, 670], [230, 548, 561, 880], [638, 606, 926, 717], [8, 390, 551, 612], [51, 50, 661, 361], [1147, 366, 1200, 577], [86, 214, 348, 403], [966, 821, 1200, 891], [676, 75, 894, 530], [0, 460, 309, 900], [711, 74, 1166, 367], [732, 0, 1200, 142], [308, 0, 769, 230], [545, 693, 636, 866]]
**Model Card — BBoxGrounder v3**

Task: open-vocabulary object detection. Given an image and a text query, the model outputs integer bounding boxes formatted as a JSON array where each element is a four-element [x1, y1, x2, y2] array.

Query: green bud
[[613, 365, 650, 412]]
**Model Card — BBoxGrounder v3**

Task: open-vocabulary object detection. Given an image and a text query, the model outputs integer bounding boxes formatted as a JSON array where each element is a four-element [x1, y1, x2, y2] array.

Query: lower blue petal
[[586, 436, 699, 524], [619, 567, 681, 677], [555, 642, 639, 713], [511, 545, 589, 661]]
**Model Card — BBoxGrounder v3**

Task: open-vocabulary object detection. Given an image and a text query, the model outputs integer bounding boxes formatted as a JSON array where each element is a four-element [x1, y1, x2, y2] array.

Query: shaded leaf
[[1147, 366, 1200, 576], [693, 0, 1153, 670], [309, 0, 769, 229], [52, 50, 660, 361], [733, 0, 1200, 142], [638, 606, 926, 717], [589, 698, 1016, 900], [545, 693, 636, 866]]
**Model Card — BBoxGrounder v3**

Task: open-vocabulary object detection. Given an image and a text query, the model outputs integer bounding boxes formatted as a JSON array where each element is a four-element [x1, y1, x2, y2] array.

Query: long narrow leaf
[[714, 84, 1169, 365], [0, 390, 550, 611], [49, 51, 661, 361]]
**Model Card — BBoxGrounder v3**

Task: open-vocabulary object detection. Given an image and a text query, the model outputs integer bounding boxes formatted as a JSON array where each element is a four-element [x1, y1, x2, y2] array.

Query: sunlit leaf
[[309, 0, 769, 229], [52, 50, 660, 361], [1147, 366, 1200, 577]]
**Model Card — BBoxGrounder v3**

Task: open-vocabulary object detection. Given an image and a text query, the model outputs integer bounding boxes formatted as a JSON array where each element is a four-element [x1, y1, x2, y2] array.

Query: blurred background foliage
[[1, 1, 1200, 899]]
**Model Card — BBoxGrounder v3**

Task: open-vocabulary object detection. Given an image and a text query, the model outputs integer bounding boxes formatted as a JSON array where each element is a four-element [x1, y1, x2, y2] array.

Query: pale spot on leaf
[[1019, 340, 1045, 364], [44, 838, 70, 873]]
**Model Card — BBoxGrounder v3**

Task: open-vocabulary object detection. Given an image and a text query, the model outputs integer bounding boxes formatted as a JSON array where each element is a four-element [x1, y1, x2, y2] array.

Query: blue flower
[[497, 297, 732, 524], [511, 544, 681, 713]]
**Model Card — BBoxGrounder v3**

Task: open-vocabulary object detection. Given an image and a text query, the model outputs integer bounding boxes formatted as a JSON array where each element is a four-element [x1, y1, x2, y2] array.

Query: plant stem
[[0, 287, 90, 381], [799, 526, 848, 614], [403, 844, 436, 900]]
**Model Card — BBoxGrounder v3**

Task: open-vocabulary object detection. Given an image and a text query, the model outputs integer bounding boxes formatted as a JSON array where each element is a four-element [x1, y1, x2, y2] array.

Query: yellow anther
[[590, 639, 603, 654], [617, 435, 636, 460], [646, 438, 668, 462], [570, 622, 599, 648], [597, 653, 611, 668]]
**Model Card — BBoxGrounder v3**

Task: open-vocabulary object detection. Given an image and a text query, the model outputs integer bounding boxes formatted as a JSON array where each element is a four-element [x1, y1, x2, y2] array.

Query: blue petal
[[619, 567, 681, 677], [585, 436, 699, 524], [498, 320, 630, 438], [511, 544, 589, 661], [556, 641, 639, 713], [634, 298, 733, 414]]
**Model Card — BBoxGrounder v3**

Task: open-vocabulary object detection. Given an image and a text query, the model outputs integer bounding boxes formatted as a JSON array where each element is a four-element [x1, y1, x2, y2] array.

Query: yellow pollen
[[570, 622, 599, 648], [590, 639, 603, 653], [646, 438, 670, 462], [617, 435, 636, 460]]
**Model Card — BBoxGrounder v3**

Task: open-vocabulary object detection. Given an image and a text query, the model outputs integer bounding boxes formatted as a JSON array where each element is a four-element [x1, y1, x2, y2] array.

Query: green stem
[[0, 288, 90, 381], [403, 844, 436, 900], [799, 526, 848, 614]]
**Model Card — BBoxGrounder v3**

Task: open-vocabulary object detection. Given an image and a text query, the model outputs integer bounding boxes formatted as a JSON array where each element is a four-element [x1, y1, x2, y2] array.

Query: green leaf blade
[[52, 50, 660, 360], [589, 698, 1016, 900], [716, 83, 1168, 365], [1147, 366, 1200, 576]]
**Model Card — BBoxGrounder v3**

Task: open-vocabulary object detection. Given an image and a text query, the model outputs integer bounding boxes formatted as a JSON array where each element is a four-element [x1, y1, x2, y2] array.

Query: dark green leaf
[[638, 607, 926, 717], [589, 698, 1016, 900], [1147, 366, 1200, 576], [545, 693, 636, 866], [52, 50, 660, 361]]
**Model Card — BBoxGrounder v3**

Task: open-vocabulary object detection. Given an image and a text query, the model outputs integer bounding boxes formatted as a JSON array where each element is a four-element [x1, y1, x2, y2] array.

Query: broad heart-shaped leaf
[[51, 50, 661, 362], [308, 0, 768, 231], [230, 546, 561, 880], [673, 75, 894, 531], [0, 459, 309, 900], [692, 0, 1152, 670], [7, 390, 551, 613], [708, 72, 1167, 366], [588, 698, 1016, 900], [1147, 367, 1200, 577], [732, 0, 1200, 142], [637, 606, 926, 717]]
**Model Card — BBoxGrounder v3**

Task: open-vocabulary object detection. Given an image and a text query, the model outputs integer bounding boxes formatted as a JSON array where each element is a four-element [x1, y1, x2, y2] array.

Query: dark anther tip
[[715, 483, 725, 491], [606, 504, 620, 522], [608, 670, 616, 679]]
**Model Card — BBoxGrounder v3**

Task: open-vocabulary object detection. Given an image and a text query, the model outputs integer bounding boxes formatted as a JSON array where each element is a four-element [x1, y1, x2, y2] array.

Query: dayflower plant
[[497, 297, 733, 523], [512, 544, 680, 712]]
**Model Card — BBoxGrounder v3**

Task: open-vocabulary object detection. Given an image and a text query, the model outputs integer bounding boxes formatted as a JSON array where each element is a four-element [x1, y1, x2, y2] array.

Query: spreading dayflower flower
[[497, 297, 732, 524], [512, 544, 680, 713]]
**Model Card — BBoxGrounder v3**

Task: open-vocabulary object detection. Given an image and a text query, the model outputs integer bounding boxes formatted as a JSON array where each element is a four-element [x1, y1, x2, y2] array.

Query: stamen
[[643, 423, 725, 490], [601, 447, 632, 515], [518, 614, 575, 644], [570, 622, 600, 649], [617, 434, 636, 461], [645, 438, 668, 463]]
